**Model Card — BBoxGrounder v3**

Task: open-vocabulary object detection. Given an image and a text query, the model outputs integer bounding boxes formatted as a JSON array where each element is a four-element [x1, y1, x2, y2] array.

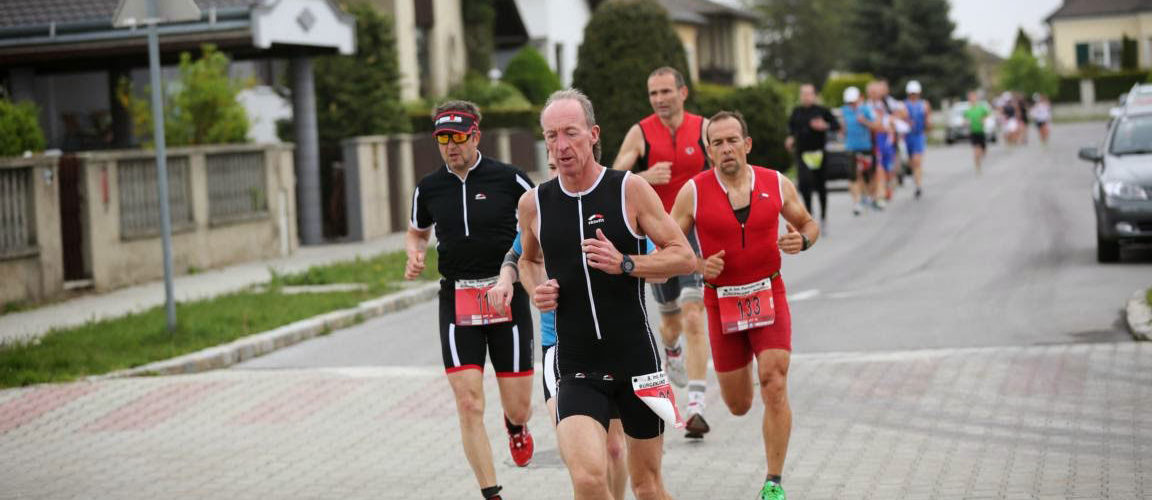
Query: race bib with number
[[631, 371, 685, 429], [715, 277, 776, 334], [454, 277, 512, 326]]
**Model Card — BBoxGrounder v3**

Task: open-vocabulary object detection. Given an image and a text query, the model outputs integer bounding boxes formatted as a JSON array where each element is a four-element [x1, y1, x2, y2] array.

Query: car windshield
[[1110, 114, 1152, 155]]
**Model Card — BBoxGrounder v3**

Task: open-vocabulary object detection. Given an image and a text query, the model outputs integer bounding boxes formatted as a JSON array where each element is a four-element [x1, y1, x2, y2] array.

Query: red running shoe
[[508, 425, 534, 467]]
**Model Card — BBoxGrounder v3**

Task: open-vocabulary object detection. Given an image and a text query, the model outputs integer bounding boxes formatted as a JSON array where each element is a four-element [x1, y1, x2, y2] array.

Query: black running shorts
[[556, 372, 664, 439], [438, 279, 534, 377]]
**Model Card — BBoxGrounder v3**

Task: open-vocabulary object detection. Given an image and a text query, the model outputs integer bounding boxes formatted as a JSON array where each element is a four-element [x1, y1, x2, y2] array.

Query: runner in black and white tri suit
[[404, 100, 535, 500], [518, 89, 696, 500]]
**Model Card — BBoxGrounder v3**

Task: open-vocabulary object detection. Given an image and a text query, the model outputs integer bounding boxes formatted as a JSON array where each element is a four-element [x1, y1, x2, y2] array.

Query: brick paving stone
[[0, 342, 1148, 499]]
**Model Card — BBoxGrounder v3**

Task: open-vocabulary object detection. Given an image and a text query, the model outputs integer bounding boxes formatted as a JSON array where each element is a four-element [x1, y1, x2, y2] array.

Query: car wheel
[[945, 137, 954, 145], [1097, 234, 1120, 263]]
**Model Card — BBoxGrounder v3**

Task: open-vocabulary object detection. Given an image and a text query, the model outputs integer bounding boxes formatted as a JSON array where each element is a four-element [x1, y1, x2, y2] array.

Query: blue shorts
[[876, 138, 895, 172], [905, 133, 925, 155]]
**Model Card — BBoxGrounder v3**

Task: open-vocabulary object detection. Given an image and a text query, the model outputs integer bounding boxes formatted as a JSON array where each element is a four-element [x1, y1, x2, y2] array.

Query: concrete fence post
[[1080, 78, 1096, 107]]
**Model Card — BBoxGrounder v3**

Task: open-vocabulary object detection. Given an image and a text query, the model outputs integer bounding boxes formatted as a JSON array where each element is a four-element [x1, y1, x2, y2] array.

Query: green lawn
[[0, 249, 438, 388], [1146, 287, 1151, 308]]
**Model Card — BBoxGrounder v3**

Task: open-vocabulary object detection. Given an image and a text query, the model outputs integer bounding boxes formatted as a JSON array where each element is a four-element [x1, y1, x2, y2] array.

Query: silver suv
[[1080, 105, 1152, 262]]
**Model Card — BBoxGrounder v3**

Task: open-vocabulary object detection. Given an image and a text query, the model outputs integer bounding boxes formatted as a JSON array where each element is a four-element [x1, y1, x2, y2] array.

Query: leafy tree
[[1013, 28, 1033, 56], [572, 0, 692, 164], [695, 81, 790, 171], [118, 44, 250, 147], [0, 99, 45, 156], [846, 0, 976, 101], [755, 0, 851, 87], [1000, 49, 1058, 97], [502, 46, 562, 106], [821, 72, 875, 107], [462, 0, 495, 75]]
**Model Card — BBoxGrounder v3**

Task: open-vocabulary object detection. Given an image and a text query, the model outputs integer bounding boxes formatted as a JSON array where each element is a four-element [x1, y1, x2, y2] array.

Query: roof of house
[[1046, 0, 1152, 22], [0, 0, 255, 29], [657, 0, 760, 26]]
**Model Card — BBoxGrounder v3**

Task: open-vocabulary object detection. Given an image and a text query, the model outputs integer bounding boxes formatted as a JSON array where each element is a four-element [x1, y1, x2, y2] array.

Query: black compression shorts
[[438, 279, 534, 377], [556, 371, 664, 439]]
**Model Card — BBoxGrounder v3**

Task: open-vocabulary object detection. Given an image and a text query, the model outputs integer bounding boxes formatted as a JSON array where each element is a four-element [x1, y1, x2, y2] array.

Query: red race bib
[[715, 277, 775, 334], [454, 277, 512, 326], [631, 371, 685, 429]]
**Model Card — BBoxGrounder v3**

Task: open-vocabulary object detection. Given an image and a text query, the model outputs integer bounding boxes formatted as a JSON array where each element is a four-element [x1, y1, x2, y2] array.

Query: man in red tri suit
[[669, 111, 820, 500], [613, 66, 713, 439]]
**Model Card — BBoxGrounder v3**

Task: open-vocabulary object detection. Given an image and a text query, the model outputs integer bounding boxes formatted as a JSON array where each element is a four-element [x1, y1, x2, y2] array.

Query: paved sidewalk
[[1, 342, 1148, 499], [0, 233, 409, 344]]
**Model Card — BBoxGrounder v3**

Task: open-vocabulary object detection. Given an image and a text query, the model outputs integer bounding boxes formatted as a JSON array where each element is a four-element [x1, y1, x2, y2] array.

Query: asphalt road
[[239, 121, 1151, 370]]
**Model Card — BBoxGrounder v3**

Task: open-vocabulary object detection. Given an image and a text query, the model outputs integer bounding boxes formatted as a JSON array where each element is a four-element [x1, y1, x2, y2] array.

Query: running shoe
[[665, 346, 687, 388], [684, 411, 710, 439], [508, 425, 534, 467], [914, 187, 922, 200], [853, 203, 863, 216], [758, 480, 786, 500]]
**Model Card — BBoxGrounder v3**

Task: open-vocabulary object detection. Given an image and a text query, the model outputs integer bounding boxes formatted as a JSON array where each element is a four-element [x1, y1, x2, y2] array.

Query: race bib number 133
[[716, 277, 775, 334]]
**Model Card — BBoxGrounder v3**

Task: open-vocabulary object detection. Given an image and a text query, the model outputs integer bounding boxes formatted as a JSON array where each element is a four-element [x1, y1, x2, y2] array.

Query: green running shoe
[[758, 480, 786, 500]]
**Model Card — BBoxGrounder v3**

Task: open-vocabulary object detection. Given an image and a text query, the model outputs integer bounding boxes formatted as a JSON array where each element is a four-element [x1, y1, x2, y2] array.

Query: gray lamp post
[[113, 0, 201, 332]]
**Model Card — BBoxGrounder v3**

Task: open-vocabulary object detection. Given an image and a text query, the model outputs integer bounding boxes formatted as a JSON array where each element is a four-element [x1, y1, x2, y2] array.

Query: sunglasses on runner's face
[[436, 133, 471, 145]]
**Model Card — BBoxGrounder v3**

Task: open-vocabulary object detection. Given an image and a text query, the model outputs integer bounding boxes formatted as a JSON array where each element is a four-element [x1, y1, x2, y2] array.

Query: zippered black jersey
[[535, 168, 662, 378], [411, 153, 534, 280]]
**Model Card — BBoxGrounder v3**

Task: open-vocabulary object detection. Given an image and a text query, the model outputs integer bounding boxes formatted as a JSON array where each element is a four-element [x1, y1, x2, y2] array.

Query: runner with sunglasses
[[405, 100, 536, 500]]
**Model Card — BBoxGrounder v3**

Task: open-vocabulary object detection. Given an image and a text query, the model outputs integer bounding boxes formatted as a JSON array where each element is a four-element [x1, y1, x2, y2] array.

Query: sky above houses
[[950, 0, 1064, 57]]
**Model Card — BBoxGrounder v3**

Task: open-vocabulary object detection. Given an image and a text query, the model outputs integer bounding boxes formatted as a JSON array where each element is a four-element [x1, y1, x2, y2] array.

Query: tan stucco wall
[[1051, 14, 1152, 73], [78, 144, 297, 292], [0, 157, 63, 306], [429, 0, 466, 97], [371, 0, 421, 102], [674, 23, 700, 84], [733, 20, 758, 87], [343, 136, 394, 240]]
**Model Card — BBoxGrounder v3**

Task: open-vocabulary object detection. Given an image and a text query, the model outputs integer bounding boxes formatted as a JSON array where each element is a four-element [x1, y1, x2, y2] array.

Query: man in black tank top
[[517, 89, 696, 500]]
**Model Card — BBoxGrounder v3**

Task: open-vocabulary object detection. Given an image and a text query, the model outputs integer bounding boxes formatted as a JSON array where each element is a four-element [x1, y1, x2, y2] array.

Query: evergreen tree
[[502, 46, 562, 106], [1013, 28, 1033, 56], [572, 0, 691, 164], [462, 0, 495, 75], [756, 0, 851, 87], [310, 2, 408, 144], [0, 99, 45, 156], [846, 0, 976, 101]]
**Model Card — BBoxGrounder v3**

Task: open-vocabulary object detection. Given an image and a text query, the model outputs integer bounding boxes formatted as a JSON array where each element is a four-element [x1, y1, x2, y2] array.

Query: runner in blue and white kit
[[903, 80, 932, 199]]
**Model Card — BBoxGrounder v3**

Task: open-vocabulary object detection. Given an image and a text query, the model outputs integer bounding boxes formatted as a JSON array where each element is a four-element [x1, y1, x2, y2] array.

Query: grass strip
[[0, 249, 438, 388]]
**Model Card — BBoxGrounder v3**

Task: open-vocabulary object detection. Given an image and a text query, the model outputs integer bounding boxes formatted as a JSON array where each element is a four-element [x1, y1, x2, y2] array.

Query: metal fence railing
[[206, 152, 267, 224], [0, 167, 36, 258], [117, 156, 193, 239]]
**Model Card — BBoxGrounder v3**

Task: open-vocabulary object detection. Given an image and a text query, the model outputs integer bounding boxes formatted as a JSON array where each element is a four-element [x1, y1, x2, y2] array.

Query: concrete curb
[[92, 282, 441, 380], [1126, 288, 1152, 341]]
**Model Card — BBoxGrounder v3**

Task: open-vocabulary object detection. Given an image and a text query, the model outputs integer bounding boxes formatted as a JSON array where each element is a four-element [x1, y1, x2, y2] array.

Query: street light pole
[[146, 0, 176, 332]]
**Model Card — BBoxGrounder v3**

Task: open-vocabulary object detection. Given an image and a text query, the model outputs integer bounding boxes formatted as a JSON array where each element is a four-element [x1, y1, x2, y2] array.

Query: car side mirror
[[1078, 147, 1103, 163]]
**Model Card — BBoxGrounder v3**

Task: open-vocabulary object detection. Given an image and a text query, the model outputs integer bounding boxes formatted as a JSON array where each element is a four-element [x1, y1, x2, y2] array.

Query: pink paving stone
[[84, 381, 232, 431], [231, 379, 366, 425], [0, 384, 98, 434]]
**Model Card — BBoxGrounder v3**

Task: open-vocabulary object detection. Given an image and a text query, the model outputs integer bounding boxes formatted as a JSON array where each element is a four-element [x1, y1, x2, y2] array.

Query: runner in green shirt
[[963, 91, 992, 172]]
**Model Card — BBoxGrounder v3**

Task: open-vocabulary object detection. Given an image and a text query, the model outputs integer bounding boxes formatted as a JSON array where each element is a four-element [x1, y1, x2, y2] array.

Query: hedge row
[[1055, 71, 1148, 103]]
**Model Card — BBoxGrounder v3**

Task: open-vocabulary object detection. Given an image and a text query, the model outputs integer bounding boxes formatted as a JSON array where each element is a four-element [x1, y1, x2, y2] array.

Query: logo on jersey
[[759, 192, 770, 199], [474, 193, 487, 200], [685, 146, 696, 155], [587, 213, 605, 225]]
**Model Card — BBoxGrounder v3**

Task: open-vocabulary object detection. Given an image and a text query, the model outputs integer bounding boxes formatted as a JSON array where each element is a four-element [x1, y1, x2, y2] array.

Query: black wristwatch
[[620, 254, 635, 275], [801, 234, 812, 251]]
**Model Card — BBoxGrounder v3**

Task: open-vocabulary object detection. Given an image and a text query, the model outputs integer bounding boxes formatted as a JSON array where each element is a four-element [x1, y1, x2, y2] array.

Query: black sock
[[766, 474, 782, 485], [481, 485, 503, 499], [504, 415, 523, 434]]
